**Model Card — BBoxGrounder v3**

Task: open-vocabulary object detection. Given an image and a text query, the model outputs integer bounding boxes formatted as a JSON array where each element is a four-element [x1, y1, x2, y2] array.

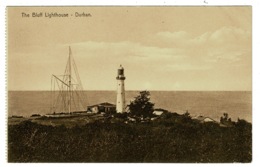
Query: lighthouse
[[116, 65, 126, 113]]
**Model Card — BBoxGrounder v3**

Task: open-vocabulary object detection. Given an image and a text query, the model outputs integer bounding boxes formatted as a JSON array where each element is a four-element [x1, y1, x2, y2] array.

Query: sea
[[8, 91, 252, 122]]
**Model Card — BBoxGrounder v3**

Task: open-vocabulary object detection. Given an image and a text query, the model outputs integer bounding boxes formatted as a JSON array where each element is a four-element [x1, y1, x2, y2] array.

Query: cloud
[[202, 27, 251, 63], [208, 27, 250, 44], [69, 40, 184, 62], [157, 31, 191, 41], [158, 26, 250, 46], [164, 64, 211, 71], [65, 26, 250, 75], [156, 26, 251, 65]]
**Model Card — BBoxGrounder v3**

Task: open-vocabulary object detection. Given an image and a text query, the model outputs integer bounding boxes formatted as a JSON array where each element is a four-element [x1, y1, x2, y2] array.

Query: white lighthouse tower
[[116, 65, 126, 113]]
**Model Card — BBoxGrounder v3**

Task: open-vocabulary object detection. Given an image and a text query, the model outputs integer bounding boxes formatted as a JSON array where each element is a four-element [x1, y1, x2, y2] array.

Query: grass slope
[[8, 114, 251, 163]]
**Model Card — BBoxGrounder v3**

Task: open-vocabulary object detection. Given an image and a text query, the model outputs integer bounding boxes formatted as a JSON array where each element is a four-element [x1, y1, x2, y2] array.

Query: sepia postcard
[[7, 6, 252, 163]]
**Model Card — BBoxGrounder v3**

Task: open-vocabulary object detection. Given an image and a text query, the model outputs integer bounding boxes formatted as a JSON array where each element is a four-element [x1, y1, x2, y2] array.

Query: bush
[[113, 112, 128, 119], [127, 91, 154, 119]]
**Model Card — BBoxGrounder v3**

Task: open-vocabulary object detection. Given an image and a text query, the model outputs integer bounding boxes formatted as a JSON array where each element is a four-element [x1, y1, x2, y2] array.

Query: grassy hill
[[8, 112, 251, 163]]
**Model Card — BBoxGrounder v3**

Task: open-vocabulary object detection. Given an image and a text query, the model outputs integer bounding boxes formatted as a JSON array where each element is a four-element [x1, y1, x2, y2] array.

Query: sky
[[7, 7, 252, 91]]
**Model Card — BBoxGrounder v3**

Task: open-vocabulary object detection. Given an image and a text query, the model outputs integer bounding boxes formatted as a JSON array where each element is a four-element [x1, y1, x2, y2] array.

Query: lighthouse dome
[[117, 65, 125, 80], [119, 64, 124, 70]]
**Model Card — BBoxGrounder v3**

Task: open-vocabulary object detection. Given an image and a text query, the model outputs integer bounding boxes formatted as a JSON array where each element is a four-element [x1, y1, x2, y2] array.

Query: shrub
[[127, 91, 154, 119]]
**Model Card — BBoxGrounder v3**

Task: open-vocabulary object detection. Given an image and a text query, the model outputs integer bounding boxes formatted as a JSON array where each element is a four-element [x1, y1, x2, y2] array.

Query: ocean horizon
[[8, 90, 252, 122]]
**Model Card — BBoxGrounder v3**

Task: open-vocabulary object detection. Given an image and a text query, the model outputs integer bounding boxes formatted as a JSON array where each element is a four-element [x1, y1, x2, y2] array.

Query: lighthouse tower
[[116, 65, 126, 113]]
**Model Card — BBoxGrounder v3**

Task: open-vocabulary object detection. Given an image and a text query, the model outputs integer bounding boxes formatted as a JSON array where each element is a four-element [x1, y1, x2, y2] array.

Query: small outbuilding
[[153, 111, 164, 116], [87, 102, 116, 114], [192, 115, 217, 123]]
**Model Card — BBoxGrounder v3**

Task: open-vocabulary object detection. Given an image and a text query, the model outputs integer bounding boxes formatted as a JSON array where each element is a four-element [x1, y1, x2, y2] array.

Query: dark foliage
[[220, 113, 234, 127], [8, 116, 252, 163], [127, 91, 154, 119], [31, 114, 41, 117], [113, 112, 128, 119]]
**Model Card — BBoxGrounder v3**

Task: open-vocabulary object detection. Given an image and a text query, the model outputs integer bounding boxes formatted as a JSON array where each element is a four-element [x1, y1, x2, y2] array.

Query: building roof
[[192, 115, 217, 123], [153, 111, 164, 116], [88, 102, 116, 108]]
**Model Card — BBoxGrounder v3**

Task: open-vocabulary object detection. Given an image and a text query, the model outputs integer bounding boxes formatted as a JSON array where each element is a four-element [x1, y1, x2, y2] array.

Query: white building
[[153, 111, 164, 116], [192, 115, 216, 123]]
